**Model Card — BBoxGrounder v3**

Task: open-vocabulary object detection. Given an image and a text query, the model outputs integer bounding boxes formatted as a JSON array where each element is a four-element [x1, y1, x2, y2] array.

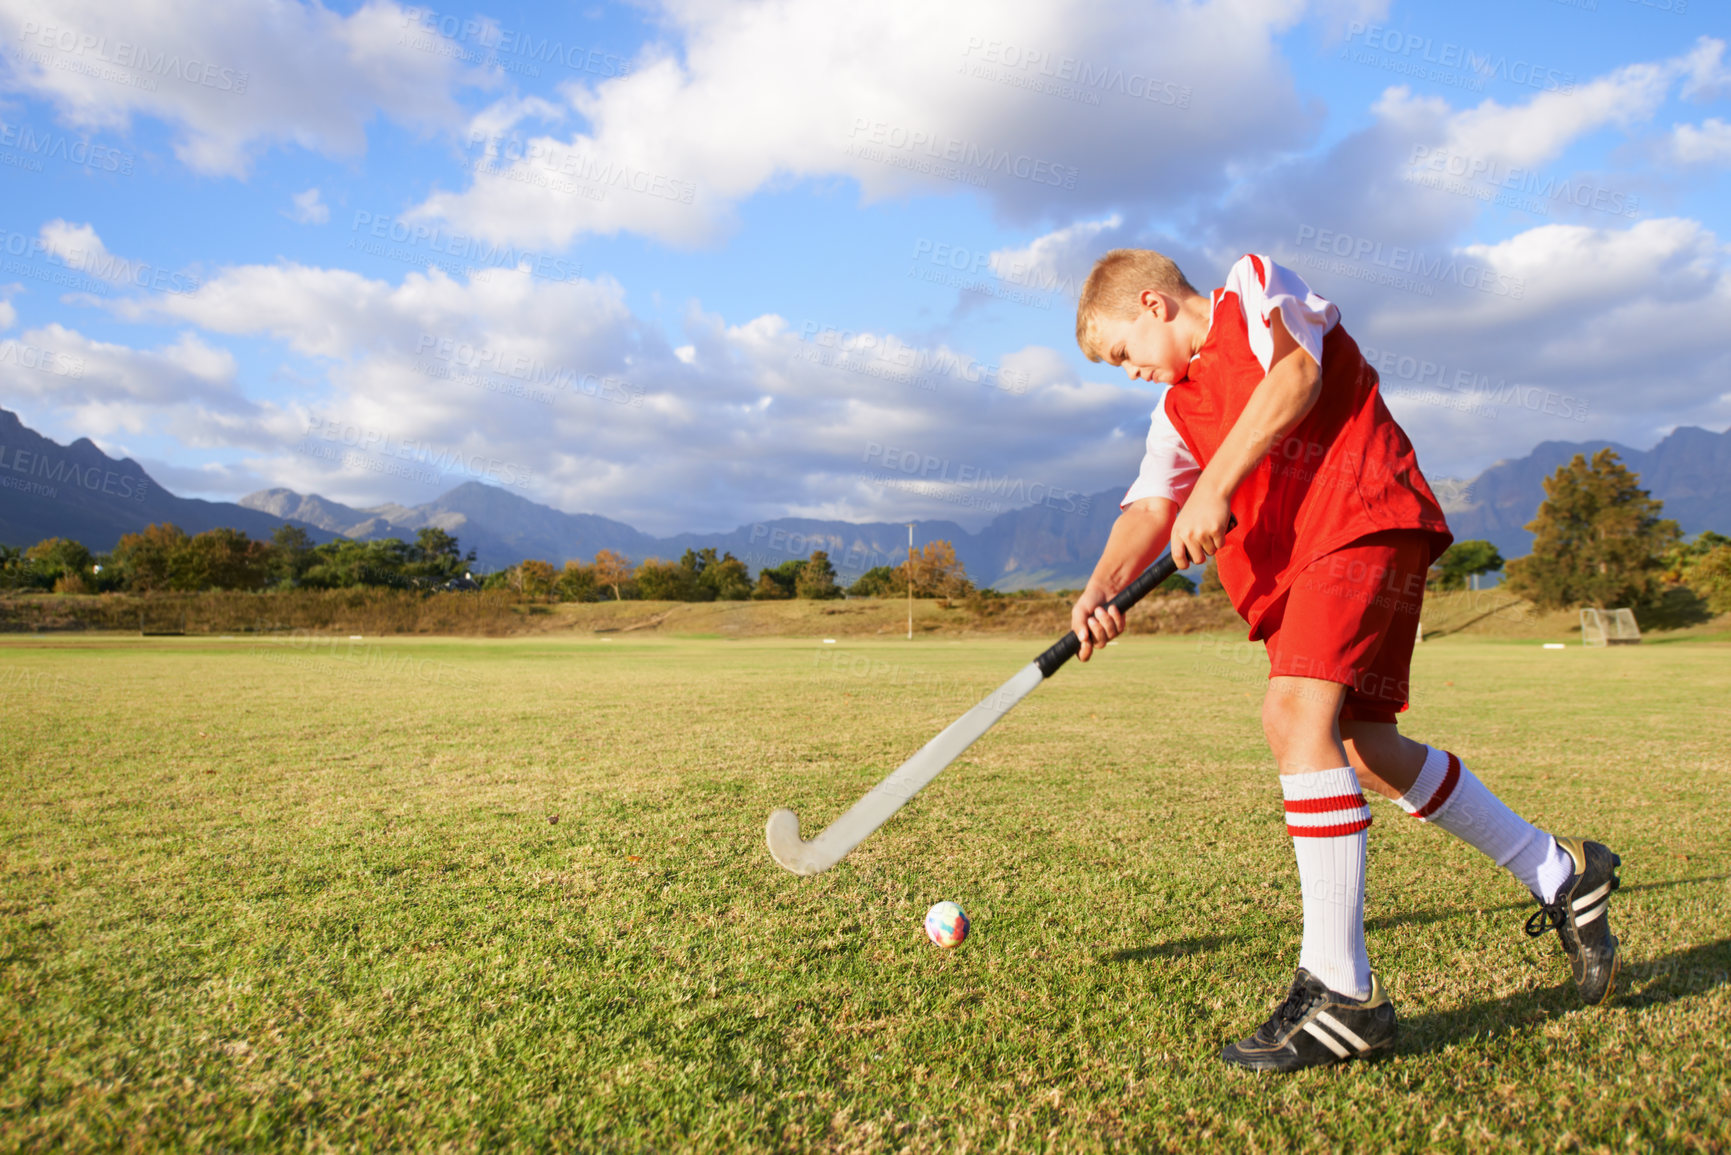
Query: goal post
[[1580, 607, 1640, 646]]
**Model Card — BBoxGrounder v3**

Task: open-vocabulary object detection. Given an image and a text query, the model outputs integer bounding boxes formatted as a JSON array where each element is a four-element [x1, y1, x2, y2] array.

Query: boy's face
[[1091, 290, 1191, 385]]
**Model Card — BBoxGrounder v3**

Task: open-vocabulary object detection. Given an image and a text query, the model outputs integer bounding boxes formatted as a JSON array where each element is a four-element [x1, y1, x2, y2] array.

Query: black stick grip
[[1032, 516, 1236, 679], [1033, 553, 1176, 677]]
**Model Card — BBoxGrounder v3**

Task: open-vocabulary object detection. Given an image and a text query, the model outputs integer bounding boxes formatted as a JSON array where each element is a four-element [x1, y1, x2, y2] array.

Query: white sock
[[1397, 746, 1575, 903], [1282, 767, 1372, 1000]]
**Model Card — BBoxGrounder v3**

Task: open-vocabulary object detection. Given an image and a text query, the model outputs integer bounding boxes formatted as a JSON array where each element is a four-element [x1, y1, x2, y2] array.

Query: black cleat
[[1221, 969, 1397, 1072], [1525, 836, 1621, 1005]]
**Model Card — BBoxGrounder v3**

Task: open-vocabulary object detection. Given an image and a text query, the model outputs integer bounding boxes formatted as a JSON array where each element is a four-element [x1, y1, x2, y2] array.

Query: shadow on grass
[[1101, 875, 1729, 964], [1401, 936, 1731, 1052]]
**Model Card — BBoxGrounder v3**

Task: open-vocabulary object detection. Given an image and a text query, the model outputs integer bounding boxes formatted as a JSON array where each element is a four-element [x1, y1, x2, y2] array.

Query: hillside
[[4, 404, 1727, 589]]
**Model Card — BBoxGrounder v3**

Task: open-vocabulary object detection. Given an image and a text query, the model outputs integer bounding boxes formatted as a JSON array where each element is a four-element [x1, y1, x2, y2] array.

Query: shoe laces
[[1271, 976, 1319, 1027], [1524, 900, 1566, 938]]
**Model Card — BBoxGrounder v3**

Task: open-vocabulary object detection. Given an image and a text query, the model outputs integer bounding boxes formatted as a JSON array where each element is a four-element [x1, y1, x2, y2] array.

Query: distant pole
[[906, 523, 914, 640]]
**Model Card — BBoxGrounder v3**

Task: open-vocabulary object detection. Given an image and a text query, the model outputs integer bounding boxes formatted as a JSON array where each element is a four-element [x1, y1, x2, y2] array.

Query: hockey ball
[[924, 901, 969, 948]]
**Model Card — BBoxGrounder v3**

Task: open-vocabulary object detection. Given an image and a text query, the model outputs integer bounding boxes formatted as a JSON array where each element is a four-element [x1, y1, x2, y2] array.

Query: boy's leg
[[1340, 721, 1571, 900], [1341, 719, 1622, 1004], [1219, 671, 1397, 1072], [1261, 676, 1369, 1002]]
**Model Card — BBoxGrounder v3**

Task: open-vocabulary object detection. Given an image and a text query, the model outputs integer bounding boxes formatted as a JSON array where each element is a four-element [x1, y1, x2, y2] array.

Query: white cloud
[[1207, 40, 1729, 285], [1671, 118, 1731, 166], [102, 255, 1157, 531], [285, 187, 329, 225], [0, 0, 480, 176], [0, 297, 14, 332], [1435, 59, 1677, 170], [1348, 218, 1731, 472], [0, 321, 254, 445], [34, 219, 202, 295], [1680, 34, 1731, 102], [411, 0, 1330, 248], [989, 214, 1124, 298]]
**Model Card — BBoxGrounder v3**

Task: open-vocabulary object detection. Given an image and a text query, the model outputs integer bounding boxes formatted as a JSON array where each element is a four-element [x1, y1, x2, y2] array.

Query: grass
[[1, 632, 1727, 1151]]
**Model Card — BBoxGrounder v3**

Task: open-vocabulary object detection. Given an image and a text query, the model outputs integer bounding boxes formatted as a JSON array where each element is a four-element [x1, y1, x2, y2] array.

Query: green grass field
[[2, 632, 1728, 1151]]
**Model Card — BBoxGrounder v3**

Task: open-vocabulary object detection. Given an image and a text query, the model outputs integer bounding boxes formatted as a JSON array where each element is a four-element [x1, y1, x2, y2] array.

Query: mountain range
[[2, 405, 1725, 588]]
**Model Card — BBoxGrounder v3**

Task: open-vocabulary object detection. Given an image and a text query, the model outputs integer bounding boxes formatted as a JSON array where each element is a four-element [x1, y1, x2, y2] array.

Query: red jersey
[[1123, 255, 1452, 636]]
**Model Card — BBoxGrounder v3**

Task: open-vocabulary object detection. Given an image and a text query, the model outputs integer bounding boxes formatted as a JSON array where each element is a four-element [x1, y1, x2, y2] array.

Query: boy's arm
[[1070, 497, 1178, 662], [1169, 310, 1322, 568]]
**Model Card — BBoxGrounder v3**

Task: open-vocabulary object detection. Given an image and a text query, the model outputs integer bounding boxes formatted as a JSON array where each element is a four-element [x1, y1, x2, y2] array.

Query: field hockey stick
[[766, 543, 1196, 876]]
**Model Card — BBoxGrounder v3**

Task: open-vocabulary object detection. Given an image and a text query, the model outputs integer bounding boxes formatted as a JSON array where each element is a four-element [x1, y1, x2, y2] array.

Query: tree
[[112, 523, 191, 592], [0, 545, 34, 591], [847, 565, 902, 597], [409, 527, 474, 586], [300, 538, 413, 589], [24, 538, 94, 589], [270, 524, 315, 586], [1665, 531, 1731, 614], [514, 559, 558, 599], [1158, 571, 1196, 595], [901, 540, 974, 598], [795, 550, 843, 599], [697, 551, 752, 601], [593, 549, 632, 601], [1199, 557, 1223, 595], [1429, 540, 1504, 591], [752, 569, 794, 599], [181, 528, 272, 591], [1503, 450, 1681, 609], [635, 557, 696, 601], [1685, 545, 1731, 614], [753, 559, 804, 599], [556, 560, 599, 602]]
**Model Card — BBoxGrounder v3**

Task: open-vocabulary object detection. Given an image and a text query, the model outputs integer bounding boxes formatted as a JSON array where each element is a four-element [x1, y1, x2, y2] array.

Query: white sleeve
[[1224, 254, 1339, 372], [1120, 401, 1200, 511]]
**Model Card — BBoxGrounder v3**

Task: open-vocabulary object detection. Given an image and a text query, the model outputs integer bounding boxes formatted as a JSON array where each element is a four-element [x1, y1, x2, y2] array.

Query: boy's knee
[[1261, 679, 1340, 757], [1260, 686, 1304, 753]]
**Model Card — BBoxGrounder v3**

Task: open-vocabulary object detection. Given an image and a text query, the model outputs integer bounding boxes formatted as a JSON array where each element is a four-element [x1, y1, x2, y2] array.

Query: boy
[[1068, 250, 1621, 1072]]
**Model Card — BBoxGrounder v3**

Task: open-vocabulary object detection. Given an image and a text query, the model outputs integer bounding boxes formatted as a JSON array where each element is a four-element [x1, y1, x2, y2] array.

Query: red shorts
[[1258, 530, 1431, 725]]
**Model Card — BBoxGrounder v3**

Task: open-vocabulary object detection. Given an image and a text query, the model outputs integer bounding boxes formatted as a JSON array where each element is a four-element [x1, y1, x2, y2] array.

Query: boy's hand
[[1070, 583, 1125, 662], [1170, 489, 1232, 569]]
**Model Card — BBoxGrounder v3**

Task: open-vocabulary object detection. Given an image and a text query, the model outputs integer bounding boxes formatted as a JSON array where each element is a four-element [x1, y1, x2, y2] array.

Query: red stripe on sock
[[1288, 817, 1372, 838], [1284, 793, 1367, 814], [1414, 752, 1461, 820]]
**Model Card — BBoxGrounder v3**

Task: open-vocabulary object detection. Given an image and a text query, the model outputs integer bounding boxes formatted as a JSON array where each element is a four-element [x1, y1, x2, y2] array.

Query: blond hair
[[1075, 249, 1199, 362]]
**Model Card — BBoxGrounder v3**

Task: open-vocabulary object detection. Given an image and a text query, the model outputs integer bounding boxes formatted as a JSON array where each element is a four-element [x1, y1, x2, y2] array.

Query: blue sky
[[0, 0, 1725, 534]]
